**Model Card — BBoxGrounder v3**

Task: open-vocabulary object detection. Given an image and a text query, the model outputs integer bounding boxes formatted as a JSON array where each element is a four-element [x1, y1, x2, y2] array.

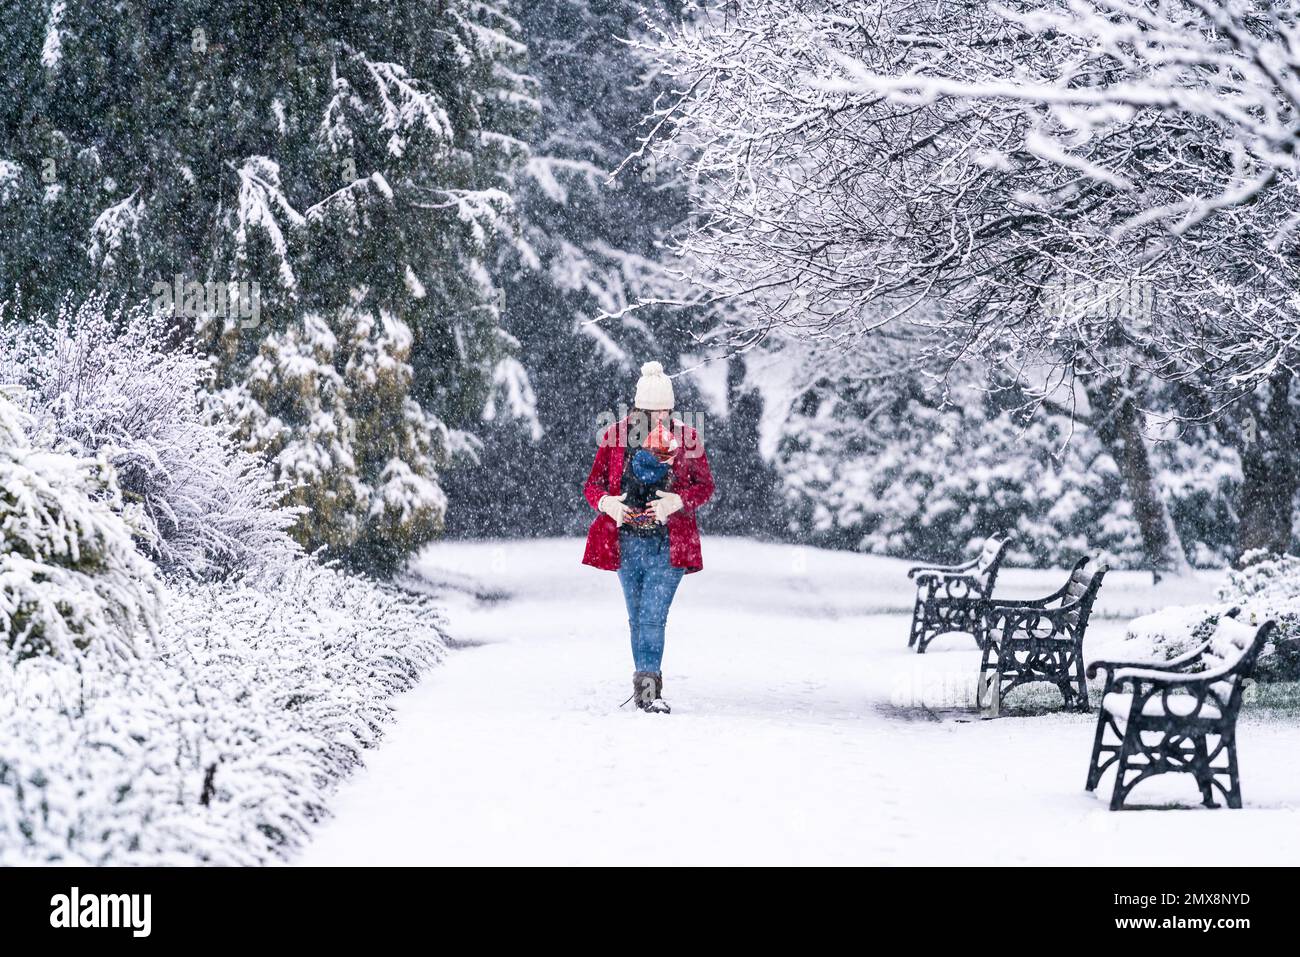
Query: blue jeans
[[617, 531, 685, 672]]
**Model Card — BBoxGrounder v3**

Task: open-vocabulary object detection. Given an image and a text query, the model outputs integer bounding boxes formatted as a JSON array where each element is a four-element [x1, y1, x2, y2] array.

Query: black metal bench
[[907, 535, 1009, 653], [976, 556, 1107, 715], [1085, 609, 1274, 809]]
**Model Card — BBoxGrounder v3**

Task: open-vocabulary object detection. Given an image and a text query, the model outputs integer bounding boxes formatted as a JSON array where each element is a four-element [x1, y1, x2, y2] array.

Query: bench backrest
[[974, 536, 1009, 594], [1206, 616, 1260, 669], [1063, 563, 1092, 603], [1200, 615, 1272, 708], [1059, 557, 1105, 629], [975, 537, 1003, 574]]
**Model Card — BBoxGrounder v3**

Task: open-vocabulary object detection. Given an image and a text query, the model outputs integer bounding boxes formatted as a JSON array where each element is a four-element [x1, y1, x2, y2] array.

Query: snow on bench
[[906, 534, 1009, 653], [975, 556, 1107, 716], [1085, 610, 1275, 809]]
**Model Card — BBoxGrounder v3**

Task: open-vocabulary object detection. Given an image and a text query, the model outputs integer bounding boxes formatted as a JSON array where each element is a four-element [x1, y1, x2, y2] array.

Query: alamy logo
[[49, 886, 151, 938], [151, 273, 261, 329], [594, 405, 707, 458], [1041, 275, 1154, 326]]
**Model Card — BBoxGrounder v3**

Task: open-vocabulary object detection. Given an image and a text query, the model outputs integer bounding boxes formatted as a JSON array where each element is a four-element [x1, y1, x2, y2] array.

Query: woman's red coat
[[582, 416, 715, 573]]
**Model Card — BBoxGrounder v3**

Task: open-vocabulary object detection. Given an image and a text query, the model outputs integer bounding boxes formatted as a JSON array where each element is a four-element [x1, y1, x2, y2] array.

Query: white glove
[[651, 490, 684, 523], [598, 493, 629, 526]]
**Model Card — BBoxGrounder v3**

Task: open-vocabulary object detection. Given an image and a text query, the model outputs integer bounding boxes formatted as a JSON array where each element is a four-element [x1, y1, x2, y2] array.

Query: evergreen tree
[[443, 0, 777, 537], [0, 1, 536, 568]]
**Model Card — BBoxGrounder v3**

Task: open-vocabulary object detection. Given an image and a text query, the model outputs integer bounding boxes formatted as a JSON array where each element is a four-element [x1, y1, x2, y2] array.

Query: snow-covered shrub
[[0, 299, 301, 578], [1216, 553, 1300, 680], [1121, 606, 1228, 666], [1122, 552, 1300, 681], [0, 561, 446, 865], [773, 369, 1240, 569], [1158, 432, 1242, 568], [0, 389, 161, 662], [0, 309, 447, 862], [214, 300, 449, 573]]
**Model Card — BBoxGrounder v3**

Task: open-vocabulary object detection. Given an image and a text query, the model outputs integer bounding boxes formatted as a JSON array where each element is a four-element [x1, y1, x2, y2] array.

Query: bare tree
[[634, 0, 1300, 567]]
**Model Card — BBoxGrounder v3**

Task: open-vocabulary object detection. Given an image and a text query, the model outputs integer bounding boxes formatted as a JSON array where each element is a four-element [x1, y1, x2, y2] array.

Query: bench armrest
[[1086, 637, 1212, 680], [1111, 657, 1239, 701], [1113, 666, 1213, 686], [1089, 658, 1182, 680], [983, 595, 1051, 609], [908, 559, 977, 579], [1114, 643, 1244, 687]]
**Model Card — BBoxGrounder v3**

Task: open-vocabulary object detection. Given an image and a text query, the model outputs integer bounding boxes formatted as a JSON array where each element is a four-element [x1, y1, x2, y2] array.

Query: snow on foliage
[[1123, 553, 1300, 680], [0, 299, 302, 579], [774, 372, 1143, 567], [635, 1, 1296, 571], [0, 301, 447, 864], [0, 388, 160, 664], [232, 156, 305, 292], [0, 159, 21, 203], [343, 48, 454, 158], [215, 300, 450, 572], [40, 1, 65, 69], [639, 0, 1300, 396], [762, 335, 1240, 570], [86, 189, 145, 273], [0, 560, 446, 864], [4, 3, 537, 567], [483, 354, 543, 441]]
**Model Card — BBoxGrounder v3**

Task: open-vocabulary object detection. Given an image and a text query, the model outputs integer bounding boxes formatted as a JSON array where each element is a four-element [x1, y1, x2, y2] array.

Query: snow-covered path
[[298, 538, 1300, 866]]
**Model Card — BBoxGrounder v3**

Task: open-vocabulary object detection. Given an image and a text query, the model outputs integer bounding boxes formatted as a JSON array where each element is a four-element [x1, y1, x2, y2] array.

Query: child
[[621, 422, 678, 532]]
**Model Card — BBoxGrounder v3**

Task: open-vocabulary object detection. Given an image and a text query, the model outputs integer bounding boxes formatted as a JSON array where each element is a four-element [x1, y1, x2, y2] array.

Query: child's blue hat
[[631, 448, 669, 485]]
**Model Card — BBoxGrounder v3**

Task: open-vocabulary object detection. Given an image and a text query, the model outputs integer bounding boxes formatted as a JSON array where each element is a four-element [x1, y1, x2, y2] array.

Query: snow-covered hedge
[[0, 311, 449, 864], [1122, 552, 1300, 681], [0, 561, 445, 865], [0, 299, 302, 578], [0, 390, 161, 662]]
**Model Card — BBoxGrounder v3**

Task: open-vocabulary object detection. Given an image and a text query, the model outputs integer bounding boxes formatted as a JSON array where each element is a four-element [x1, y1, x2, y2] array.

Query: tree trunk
[[704, 355, 780, 532], [1084, 373, 1190, 578], [1235, 367, 1296, 561]]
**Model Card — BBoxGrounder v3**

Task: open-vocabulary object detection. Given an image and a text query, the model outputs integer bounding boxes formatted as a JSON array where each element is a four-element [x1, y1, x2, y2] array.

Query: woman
[[582, 361, 715, 713]]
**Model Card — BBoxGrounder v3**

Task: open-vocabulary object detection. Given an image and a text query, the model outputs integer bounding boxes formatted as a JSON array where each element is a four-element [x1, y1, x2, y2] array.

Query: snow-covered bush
[[0, 299, 301, 578], [0, 561, 446, 865], [1215, 553, 1300, 680], [0, 389, 161, 663], [214, 300, 450, 573], [0, 301, 449, 863], [1160, 434, 1243, 568], [774, 373, 1239, 570], [1122, 552, 1300, 681], [1121, 606, 1230, 667]]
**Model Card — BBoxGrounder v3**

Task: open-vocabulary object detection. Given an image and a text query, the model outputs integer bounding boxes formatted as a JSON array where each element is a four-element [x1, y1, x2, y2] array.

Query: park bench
[[976, 556, 1106, 715], [907, 535, 1009, 653], [1085, 609, 1274, 810]]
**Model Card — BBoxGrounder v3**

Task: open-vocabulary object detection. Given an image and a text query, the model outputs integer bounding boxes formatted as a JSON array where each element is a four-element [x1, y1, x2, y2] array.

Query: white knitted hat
[[634, 360, 674, 410]]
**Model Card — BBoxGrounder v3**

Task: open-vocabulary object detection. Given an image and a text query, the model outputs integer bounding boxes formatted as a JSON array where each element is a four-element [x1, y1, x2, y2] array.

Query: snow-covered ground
[[298, 537, 1300, 866]]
